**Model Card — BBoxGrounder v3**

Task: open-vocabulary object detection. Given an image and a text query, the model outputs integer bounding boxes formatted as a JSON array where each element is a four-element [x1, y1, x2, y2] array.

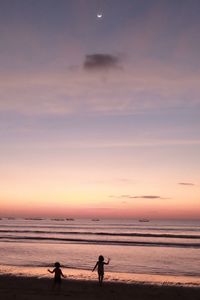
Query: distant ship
[[139, 219, 150, 222], [25, 218, 43, 221], [92, 218, 100, 222]]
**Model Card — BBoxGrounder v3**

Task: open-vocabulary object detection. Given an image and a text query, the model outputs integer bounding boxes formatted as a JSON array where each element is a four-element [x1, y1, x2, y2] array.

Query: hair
[[55, 262, 60, 268], [98, 255, 104, 262]]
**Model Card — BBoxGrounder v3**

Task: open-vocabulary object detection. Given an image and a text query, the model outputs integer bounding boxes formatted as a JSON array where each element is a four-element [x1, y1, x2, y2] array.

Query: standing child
[[92, 255, 110, 286], [48, 262, 65, 290]]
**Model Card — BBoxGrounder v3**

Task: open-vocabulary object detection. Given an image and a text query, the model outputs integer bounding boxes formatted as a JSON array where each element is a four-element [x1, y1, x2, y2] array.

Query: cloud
[[83, 54, 120, 70], [110, 195, 166, 200], [132, 195, 163, 199], [178, 182, 195, 186]]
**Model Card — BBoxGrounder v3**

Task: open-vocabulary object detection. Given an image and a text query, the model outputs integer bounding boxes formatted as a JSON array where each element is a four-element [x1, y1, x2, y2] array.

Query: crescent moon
[[97, 13, 103, 18]]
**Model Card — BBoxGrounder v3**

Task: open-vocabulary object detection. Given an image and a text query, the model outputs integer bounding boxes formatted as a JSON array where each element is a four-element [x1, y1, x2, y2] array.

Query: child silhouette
[[48, 262, 65, 290], [92, 255, 110, 286]]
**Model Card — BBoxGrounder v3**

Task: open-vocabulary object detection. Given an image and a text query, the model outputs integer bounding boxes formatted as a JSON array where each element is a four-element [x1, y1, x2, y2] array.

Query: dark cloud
[[83, 54, 120, 70], [178, 182, 195, 186], [110, 195, 165, 199], [128, 195, 163, 199]]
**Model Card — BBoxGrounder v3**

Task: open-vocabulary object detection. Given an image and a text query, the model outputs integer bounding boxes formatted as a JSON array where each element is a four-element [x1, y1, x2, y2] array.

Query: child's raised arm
[[48, 269, 54, 274], [105, 258, 110, 265]]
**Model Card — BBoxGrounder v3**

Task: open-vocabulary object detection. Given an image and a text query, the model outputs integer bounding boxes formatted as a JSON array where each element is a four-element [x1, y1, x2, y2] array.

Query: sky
[[0, 0, 200, 219]]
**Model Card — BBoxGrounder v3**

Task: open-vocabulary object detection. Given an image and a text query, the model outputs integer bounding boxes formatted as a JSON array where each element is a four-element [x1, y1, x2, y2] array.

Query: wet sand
[[0, 275, 199, 300]]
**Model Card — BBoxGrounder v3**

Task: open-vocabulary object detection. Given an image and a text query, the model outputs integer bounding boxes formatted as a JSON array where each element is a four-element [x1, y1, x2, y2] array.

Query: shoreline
[[1, 265, 200, 287], [0, 274, 199, 300]]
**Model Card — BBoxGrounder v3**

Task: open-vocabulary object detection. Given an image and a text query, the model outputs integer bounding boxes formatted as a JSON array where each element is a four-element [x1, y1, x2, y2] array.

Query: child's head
[[55, 262, 60, 268], [98, 255, 104, 262]]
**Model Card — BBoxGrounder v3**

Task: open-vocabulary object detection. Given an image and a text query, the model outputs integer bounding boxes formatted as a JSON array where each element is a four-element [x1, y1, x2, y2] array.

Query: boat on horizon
[[139, 219, 150, 222]]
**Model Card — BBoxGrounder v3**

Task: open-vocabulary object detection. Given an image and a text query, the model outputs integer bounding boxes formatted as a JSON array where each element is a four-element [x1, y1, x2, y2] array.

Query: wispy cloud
[[1, 67, 200, 117]]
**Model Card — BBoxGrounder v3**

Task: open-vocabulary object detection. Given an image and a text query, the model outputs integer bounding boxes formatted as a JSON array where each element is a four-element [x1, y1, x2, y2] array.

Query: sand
[[0, 275, 199, 300]]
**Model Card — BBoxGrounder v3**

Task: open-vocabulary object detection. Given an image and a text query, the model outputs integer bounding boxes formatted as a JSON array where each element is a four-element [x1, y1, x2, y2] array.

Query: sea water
[[0, 218, 199, 286]]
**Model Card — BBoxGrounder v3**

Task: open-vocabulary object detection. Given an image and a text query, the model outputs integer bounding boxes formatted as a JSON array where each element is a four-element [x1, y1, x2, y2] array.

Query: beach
[[0, 275, 199, 300]]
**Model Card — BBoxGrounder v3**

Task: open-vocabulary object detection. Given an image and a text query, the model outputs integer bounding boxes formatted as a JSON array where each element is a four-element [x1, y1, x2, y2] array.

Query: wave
[[0, 235, 200, 248], [1, 224, 200, 232], [0, 229, 200, 240]]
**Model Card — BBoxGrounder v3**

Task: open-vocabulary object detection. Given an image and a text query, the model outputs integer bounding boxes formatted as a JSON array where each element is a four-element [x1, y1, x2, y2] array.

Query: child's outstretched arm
[[48, 269, 54, 273], [92, 262, 98, 272]]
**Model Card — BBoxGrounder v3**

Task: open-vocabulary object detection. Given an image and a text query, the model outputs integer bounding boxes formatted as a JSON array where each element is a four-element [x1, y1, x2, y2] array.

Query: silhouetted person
[[92, 255, 110, 286], [48, 262, 65, 291]]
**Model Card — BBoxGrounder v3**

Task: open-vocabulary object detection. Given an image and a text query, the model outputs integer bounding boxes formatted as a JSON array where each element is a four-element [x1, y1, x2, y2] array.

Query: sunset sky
[[0, 0, 200, 219]]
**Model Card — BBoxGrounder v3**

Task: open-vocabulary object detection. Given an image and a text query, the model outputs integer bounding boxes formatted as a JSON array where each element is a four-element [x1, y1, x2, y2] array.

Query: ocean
[[0, 218, 200, 286]]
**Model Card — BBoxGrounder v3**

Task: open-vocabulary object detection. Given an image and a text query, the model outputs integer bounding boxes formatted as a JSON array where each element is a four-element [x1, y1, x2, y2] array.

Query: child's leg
[[52, 282, 61, 294], [50, 281, 55, 291], [56, 283, 61, 293], [99, 274, 104, 286]]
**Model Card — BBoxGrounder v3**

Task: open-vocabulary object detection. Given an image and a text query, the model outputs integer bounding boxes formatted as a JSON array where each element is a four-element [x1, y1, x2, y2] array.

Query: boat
[[139, 219, 150, 222]]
